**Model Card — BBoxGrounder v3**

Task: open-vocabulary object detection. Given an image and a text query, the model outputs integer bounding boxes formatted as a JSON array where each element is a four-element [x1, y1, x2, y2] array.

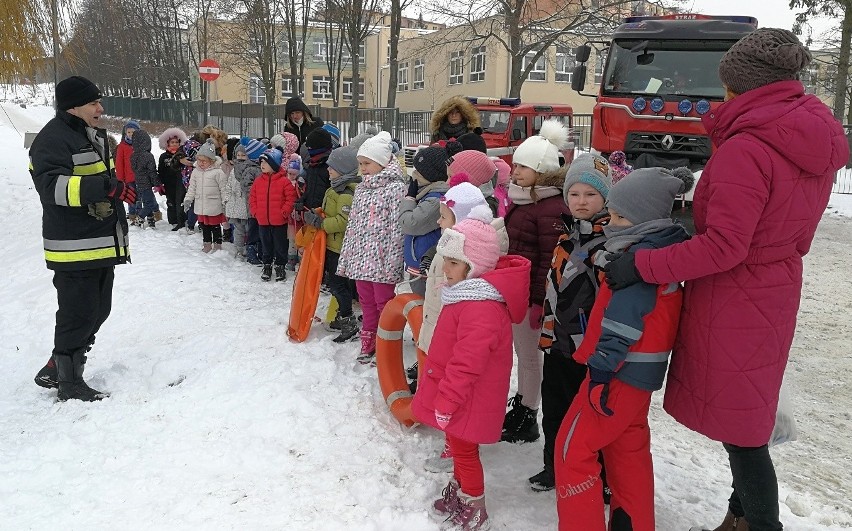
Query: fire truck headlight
[[632, 97, 647, 113], [696, 99, 711, 115], [678, 99, 693, 115], [650, 98, 665, 114]]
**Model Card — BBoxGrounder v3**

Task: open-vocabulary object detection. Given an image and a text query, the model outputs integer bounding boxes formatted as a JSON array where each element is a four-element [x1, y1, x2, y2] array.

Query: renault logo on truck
[[661, 134, 674, 150]]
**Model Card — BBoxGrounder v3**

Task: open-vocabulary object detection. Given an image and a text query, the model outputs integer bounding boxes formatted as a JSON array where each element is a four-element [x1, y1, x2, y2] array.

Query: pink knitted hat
[[493, 158, 511, 187], [437, 213, 500, 278], [282, 132, 299, 159], [448, 150, 497, 187]]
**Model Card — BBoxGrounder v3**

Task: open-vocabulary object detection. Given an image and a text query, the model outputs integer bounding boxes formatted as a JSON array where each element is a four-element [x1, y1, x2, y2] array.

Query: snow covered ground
[[1, 100, 851, 530]]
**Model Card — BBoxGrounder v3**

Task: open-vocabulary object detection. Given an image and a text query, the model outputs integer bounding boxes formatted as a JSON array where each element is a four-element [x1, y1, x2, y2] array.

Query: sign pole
[[198, 58, 221, 128]]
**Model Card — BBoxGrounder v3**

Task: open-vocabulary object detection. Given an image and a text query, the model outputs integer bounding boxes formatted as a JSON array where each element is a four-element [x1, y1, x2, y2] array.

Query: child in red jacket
[[249, 149, 296, 282], [554, 167, 693, 531], [411, 214, 531, 531]]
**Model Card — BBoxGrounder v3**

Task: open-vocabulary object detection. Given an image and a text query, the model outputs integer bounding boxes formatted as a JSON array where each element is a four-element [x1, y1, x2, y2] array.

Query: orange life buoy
[[376, 293, 427, 427]]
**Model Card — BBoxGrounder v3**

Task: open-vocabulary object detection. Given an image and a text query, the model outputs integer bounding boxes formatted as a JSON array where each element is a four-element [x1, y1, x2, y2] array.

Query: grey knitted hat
[[327, 146, 359, 176], [563, 153, 613, 201], [718, 28, 811, 95], [606, 167, 694, 225], [196, 139, 218, 160]]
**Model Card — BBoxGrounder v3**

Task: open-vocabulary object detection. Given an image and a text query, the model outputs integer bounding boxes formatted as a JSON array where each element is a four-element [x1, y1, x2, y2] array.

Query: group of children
[[118, 112, 687, 530]]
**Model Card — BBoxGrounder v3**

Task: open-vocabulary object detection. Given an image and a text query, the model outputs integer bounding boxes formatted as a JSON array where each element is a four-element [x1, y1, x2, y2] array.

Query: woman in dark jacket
[[430, 95, 480, 142], [157, 127, 188, 227], [283, 97, 324, 150]]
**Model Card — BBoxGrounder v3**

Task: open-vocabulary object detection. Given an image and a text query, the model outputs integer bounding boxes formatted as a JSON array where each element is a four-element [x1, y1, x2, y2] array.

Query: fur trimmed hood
[[536, 164, 568, 189], [430, 96, 481, 137], [158, 127, 188, 150]]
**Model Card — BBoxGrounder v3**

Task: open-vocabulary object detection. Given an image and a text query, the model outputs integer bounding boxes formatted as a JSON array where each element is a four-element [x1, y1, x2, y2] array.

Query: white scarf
[[507, 183, 562, 205], [441, 278, 504, 306]]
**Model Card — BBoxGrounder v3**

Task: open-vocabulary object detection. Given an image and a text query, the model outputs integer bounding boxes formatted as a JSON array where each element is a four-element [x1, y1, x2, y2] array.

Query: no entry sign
[[198, 59, 220, 82]]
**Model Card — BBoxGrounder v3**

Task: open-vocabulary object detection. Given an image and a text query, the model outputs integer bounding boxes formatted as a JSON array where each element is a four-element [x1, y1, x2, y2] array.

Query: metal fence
[[834, 125, 852, 194]]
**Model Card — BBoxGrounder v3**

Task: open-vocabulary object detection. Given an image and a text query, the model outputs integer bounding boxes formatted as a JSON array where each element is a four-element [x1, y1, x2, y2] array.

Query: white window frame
[[342, 77, 365, 101], [523, 48, 547, 82], [312, 75, 333, 100], [281, 77, 305, 98], [449, 51, 464, 85], [397, 61, 410, 92], [313, 37, 328, 61], [343, 42, 367, 65], [594, 48, 607, 85], [249, 74, 266, 104], [469, 46, 486, 82], [555, 45, 575, 83], [413, 58, 425, 90]]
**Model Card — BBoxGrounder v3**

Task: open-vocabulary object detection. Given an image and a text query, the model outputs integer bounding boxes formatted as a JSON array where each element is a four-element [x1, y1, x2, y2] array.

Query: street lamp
[[378, 64, 390, 108]]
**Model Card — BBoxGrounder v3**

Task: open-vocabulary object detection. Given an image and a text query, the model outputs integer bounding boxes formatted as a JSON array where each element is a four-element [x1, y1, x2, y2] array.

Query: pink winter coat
[[633, 80, 849, 447], [412, 255, 531, 444]]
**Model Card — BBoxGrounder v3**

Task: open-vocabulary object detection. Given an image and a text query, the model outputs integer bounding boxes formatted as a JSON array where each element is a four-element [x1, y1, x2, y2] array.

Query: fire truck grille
[[625, 132, 712, 160], [404, 146, 419, 169]]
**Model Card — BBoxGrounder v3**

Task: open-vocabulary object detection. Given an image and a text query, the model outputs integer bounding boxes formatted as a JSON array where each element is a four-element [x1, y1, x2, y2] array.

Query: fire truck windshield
[[479, 111, 511, 134], [602, 39, 737, 100]]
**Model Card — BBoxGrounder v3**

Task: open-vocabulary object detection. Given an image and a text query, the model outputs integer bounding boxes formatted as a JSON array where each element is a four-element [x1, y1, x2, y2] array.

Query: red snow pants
[[554, 377, 654, 531]]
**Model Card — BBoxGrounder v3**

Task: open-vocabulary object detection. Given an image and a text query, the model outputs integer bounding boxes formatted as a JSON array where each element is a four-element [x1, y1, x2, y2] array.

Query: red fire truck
[[404, 97, 575, 173], [571, 14, 758, 198]]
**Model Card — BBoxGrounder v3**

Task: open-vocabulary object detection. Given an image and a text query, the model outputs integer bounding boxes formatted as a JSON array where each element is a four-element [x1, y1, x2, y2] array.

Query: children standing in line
[[157, 127, 188, 228], [554, 167, 693, 531], [530, 153, 613, 493], [336, 131, 406, 365], [176, 138, 201, 233], [399, 146, 450, 296], [225, 143, 251, 258], [129, 127, 161, 229], [501, 119, 572, 444], [285, 153, 305, 270], [234, 137, 267, 264], [183, 140, 228, 252], [303, 146, 361, 342], [249, 149, 297, 282], [411, 216, 530, 531]]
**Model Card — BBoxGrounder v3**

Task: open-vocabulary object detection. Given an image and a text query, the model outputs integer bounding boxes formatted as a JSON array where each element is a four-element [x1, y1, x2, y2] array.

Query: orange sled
[[376, 293, 427, 427], [287, 225, 326, 342]]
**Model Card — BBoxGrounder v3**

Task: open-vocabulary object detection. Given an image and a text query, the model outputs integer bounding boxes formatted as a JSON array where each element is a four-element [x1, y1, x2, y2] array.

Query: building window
[[398, 61, 410, 91], [594, 48, 607, 85], [555, 46, 576, 83], [470, 46, 486, 82], [281, 77, 305, 97], [801, 64, 818, 94], [313, 37, 328, 61], [449, 51, 464, 85], [342, 77, 365, 101], [280, 38, 304, 57], [523, 48, 547, 82], [343, 42, 367, 65], [413, 59, 425, 90], [312, 75, 333, 100], [249, 74, 266, 104], [823, 65, 837, 97]]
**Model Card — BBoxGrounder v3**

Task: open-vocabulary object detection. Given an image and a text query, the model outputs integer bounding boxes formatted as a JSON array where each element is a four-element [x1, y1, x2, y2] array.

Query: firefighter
[[31, 76, 135, 402]]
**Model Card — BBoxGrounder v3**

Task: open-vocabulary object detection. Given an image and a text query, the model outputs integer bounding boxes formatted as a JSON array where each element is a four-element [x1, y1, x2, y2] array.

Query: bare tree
[[328, 0, 383, 135], [281, 0, 312, 100], [317, 1, 349, 106], [420, 0, 677, 98], [386, 0, 417, 110]]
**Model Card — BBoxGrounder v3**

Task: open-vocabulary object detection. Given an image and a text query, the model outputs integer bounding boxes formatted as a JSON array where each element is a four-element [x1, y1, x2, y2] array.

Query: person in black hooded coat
[[283, 97, 324, 151]]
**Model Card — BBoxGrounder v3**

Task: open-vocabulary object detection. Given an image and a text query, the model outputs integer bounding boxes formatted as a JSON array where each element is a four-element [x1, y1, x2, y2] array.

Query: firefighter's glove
[[588, 367, 615, 417], [87, 201, 113, 221], [108, 180, 136, 205]]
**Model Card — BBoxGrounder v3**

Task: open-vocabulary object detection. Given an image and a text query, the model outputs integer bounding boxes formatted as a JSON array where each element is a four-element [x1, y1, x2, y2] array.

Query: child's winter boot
[[501, 403, 540, 444], [433, 478, 460, 516], [333, 315, 360, 343], [689, 511, 749, 531], [223, 227, 233, 243], [528, 467, 555, 492], [147, 215, 156, 228], [261, 264, 273, 281], [212, 243, 222, 252], [274, 264, 287, 282], [153, 210, 163, 221], [356, 330, 376, 365], [202, 242, 213, 253], [441, 491, 489, 531], [246, 244, 262, 265], [502, 393, 524, 431]]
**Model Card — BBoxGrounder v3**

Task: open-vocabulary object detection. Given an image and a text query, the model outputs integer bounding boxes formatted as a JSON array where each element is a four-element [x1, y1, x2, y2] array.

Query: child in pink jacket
[[412, 217, 530, 531]]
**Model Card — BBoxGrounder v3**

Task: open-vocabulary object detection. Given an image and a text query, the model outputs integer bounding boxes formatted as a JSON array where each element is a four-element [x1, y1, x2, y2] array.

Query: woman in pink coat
[[604, 29, 849, 531], [412, 214, 530, 531]]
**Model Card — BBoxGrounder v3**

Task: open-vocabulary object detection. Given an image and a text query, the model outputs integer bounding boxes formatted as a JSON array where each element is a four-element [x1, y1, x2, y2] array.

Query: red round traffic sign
[[198, 59, 220, 82]]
